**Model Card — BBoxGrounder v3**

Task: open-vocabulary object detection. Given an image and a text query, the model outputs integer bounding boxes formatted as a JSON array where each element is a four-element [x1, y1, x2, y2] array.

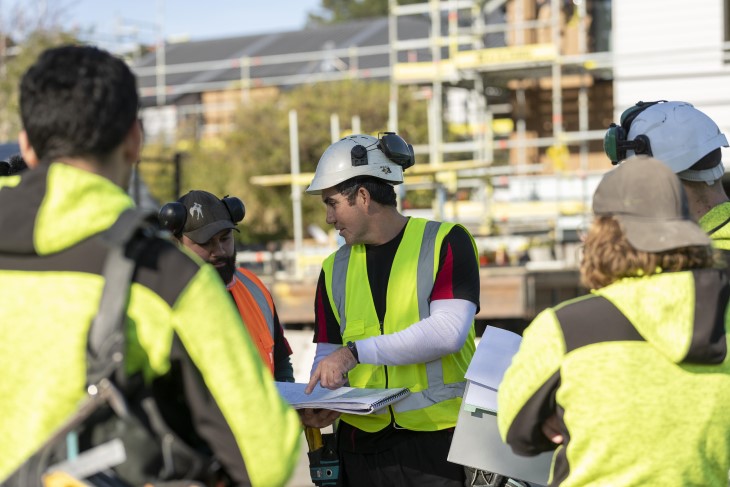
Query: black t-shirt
[[312, 220, 480, 452]]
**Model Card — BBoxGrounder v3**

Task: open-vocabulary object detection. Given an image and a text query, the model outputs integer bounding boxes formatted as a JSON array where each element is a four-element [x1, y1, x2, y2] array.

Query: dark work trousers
[[340, 428, 464, 487]]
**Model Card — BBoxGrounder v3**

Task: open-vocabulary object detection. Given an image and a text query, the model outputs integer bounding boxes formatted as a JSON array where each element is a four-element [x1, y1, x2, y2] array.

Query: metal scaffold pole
[[388, 0, 399, 133], [289, 109, 303, 280]]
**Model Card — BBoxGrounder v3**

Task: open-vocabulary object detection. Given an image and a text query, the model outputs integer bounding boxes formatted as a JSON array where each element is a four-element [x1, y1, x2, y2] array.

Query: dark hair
[[335, 176, 397, 207], [689, 147, 722, 171], [19, 45, 139, 164]]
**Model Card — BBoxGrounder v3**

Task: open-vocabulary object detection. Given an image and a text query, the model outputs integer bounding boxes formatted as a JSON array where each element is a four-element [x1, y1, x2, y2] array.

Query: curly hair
[[20, 45, 139, 164], [580, 216, 717, 290]]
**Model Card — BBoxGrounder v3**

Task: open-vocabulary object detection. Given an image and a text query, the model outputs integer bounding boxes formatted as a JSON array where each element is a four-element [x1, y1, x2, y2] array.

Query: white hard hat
[[306, 134, 410, 194], [626, 101, 728, 179]]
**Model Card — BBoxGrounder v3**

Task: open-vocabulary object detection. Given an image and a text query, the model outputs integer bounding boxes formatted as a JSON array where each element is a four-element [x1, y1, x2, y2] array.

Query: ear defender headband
[[158, 195, 245, 237], [350, 132, 415, 169], [604, 100, 666, 165]]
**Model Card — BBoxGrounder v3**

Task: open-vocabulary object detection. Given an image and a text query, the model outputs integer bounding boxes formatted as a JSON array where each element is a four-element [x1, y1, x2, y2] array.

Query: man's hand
[[299, 408, 341, 428], [541, 413, 564, 444], [305, 345, 358, 393]]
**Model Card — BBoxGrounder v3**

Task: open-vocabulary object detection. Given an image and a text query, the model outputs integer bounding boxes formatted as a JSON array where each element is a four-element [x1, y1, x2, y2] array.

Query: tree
[[173, 80, 429, 245], [0, 1, 78, 142], [308, 0, 423, 25]]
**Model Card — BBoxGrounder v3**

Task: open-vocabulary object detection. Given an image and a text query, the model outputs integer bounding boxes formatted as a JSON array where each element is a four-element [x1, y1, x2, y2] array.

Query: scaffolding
[[127, 3, 612, 323], [387, 0, 613, 237], [133, 0, 615, 241]]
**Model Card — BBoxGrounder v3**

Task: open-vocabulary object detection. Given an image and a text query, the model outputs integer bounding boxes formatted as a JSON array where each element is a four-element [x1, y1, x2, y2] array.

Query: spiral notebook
[[276, 382, 411, 415]]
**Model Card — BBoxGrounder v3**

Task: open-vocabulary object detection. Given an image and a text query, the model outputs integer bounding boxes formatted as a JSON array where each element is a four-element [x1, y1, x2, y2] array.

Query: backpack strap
[[86, 208, 157, 387], [1, 208, 159, 486]]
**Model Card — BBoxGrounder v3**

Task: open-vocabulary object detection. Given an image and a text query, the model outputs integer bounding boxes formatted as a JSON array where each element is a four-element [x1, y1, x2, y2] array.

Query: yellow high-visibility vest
[[322, 217, 477, 432]]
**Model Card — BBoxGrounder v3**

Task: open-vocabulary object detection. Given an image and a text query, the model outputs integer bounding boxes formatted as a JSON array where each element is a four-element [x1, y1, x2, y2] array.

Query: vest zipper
[[380, 319, 388, 387], [381, 319, 398, 426]]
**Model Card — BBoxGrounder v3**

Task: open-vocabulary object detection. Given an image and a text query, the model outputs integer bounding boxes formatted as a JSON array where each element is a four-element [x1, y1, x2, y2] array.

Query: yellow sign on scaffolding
[[394, 44, 557, 82], [454, 43, 557, 69], [546, 144, 569, 172], [393, 61, 458, 83]]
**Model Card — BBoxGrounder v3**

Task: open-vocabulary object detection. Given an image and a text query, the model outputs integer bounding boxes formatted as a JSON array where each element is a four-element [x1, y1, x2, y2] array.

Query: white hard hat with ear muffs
[[305, 132, 415, 195], [604, 100, 728, 180]]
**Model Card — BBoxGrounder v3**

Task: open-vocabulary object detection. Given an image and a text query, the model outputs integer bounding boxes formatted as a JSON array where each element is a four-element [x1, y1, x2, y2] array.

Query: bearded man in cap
[[159, 190, 294, 382], [498, 156, 730, 486]]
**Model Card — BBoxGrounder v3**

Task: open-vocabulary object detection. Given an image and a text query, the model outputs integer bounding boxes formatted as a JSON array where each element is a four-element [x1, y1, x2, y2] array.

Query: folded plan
[[276, 382, 411, 415]]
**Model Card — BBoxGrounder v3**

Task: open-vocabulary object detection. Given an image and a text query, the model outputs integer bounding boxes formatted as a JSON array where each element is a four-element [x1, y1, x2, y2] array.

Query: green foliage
[[137, 145, 180, 205], [308, 0, 423, 25], [0, 30, 76, 143], [170, 80, 429, 245]]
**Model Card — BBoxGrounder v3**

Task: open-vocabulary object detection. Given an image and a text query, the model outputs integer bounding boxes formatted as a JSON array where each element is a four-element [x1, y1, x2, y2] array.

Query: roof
[[132, 16, 431, 107]]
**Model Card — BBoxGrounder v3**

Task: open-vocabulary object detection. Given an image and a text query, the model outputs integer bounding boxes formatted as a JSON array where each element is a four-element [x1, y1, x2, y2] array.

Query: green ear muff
[[604, 100, 666, 165], [604, 123, 625, 165], [619, 103, 653, 126]]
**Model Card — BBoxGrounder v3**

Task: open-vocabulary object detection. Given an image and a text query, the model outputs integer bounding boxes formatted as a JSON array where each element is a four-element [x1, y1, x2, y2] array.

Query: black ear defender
[[158, 195, 245, 237], [158, 201, 188, 236], [378, 132, 415, 169], [221, 195, 246, 223], [350, 132, 416, 169], [0, 154, 27, 176], [604, 100, 665, 165]]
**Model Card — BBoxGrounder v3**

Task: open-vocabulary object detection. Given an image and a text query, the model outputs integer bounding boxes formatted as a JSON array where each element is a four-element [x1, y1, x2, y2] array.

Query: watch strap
[[346, 341, 359, 363]]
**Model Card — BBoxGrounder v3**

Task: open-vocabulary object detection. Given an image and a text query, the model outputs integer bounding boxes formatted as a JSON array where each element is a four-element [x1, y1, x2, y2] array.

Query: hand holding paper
[[299, 408, 341, 429]]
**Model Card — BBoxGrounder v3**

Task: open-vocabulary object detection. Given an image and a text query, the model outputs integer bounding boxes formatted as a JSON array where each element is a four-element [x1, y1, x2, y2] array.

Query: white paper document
[[275, 382, 410, 415], [463, 326, 522, 412]]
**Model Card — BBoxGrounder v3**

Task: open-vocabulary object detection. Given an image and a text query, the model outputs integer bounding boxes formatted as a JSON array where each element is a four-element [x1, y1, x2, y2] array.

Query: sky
[[10, 0, 323, 50]]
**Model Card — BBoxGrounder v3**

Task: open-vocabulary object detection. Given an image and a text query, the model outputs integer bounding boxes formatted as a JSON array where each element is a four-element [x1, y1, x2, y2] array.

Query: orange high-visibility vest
[[228, 267, 276, 373]]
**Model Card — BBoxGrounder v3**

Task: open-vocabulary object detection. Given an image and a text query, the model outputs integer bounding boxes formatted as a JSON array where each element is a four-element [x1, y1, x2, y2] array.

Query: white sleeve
[[355, 299, 476, 366], [310, 342, 342, 377]]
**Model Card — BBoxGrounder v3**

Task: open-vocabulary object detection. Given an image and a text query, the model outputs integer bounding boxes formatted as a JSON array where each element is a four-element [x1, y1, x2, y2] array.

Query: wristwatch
[[346, 341, 360, 363]]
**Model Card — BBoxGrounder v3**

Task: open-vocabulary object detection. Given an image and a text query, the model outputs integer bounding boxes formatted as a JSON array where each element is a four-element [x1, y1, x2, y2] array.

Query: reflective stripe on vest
[[325, 218, 474, 431], [330, 221, 441, 333], [235, 269, 275, 339], [230, 269, 276, 373]]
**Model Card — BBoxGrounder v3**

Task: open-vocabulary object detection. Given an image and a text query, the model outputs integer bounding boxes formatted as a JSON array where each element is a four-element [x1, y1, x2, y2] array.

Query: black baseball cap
[[177, 190, 237, 244]]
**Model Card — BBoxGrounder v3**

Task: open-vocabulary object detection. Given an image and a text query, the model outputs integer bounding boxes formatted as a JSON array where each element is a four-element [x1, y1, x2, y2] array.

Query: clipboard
[[448, 384, 553, 486]]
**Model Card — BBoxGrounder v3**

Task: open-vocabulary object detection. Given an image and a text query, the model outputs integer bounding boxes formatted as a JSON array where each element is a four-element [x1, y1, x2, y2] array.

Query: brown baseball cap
[[592, 156, 711, 252]]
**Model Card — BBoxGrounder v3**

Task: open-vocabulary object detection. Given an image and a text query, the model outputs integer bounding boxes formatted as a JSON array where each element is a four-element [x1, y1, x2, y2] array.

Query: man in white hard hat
[[604, 101, 730, 257], [301, 132, 480, 487]]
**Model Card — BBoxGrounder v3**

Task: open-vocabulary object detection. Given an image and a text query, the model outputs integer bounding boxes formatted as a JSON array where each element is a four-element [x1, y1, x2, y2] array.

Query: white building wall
[[492, 174, 602, 203], [612, 0, 730, 139], [141, 106, 178, 145]]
